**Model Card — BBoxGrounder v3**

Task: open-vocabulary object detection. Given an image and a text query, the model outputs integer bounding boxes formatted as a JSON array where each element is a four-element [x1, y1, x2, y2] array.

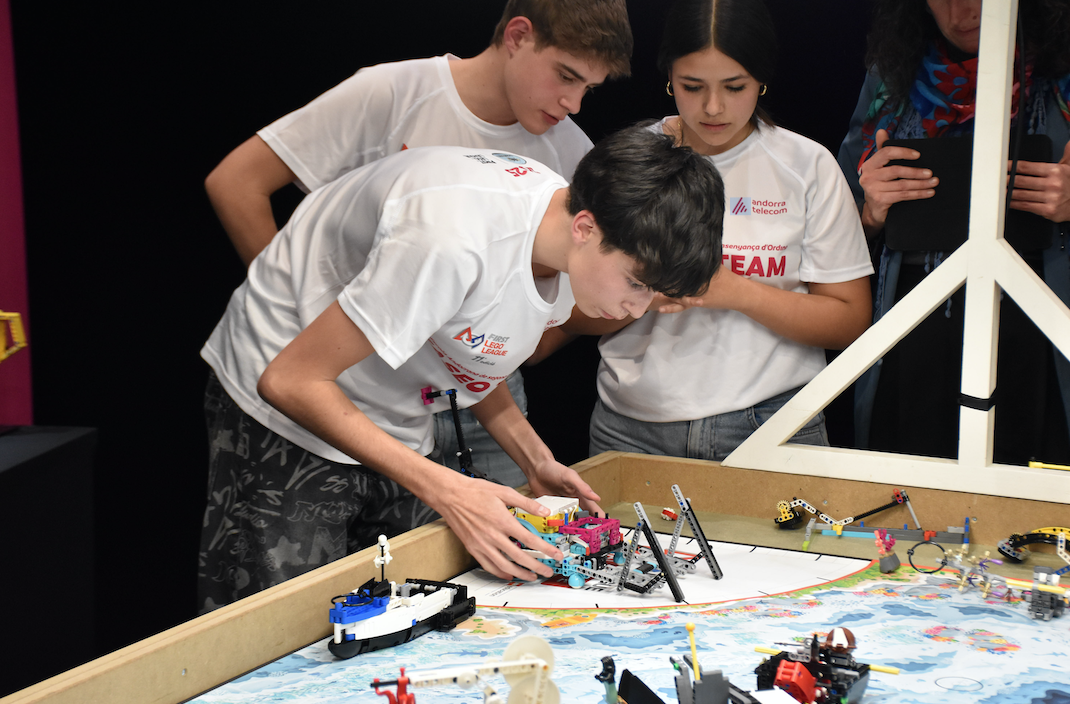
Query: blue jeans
[[589, 386, 828, 462], [429, 370, 528, 487]]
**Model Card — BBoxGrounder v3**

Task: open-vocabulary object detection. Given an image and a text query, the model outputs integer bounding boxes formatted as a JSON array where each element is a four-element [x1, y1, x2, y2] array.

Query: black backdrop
[[10, 0, 872, 668]]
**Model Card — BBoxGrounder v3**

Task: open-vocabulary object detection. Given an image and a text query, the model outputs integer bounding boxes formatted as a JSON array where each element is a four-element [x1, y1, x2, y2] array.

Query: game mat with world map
[[187, 535, 1070, 704]]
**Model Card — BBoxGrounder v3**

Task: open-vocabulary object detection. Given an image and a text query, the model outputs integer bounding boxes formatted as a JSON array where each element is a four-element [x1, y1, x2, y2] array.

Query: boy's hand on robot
[[526, 459, 604, 518], [431, 470, 568, 582]]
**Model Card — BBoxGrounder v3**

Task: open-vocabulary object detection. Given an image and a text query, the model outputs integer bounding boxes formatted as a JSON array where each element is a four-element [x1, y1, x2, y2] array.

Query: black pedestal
[[0, 426, 97, 696]]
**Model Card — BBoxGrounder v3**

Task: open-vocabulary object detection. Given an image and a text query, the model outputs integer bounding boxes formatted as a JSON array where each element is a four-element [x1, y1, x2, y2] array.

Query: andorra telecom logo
[[730, 197, 751, 215], [453, 327, 485, 349], [731, 196, 788, 216]]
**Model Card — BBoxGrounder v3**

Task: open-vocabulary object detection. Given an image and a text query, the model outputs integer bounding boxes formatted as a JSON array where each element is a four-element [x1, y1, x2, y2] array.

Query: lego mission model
[[511, 484, 722, 603], [908, 536, 1069, 621], [428, 387, 723, 603], [327, 535, 476, 659], [597, 623, 895, 704], [371, 635, 560, 704], [753, 628, 897, 704]]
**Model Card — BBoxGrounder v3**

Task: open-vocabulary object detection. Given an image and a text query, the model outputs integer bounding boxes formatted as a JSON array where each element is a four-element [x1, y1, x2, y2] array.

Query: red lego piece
[[374, 668, 416, 704], [774, 659, 817, 704]]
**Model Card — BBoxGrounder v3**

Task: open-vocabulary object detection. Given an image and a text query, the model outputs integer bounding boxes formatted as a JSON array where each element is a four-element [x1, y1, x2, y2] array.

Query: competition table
[[5, 452, 1069, 704]]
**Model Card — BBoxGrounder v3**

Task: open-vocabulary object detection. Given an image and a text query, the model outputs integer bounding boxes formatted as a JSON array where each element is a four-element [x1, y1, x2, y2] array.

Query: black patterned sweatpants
[[198, 372, 438, 613]]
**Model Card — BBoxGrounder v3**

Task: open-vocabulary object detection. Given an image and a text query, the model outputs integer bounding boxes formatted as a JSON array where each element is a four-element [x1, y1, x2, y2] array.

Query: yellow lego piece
[[512, 496, 580, 534], [0, 311, 28, 363]]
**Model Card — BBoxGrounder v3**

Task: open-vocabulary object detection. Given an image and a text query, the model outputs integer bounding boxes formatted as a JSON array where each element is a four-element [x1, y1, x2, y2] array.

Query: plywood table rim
[[5, 452, 1066, 704]]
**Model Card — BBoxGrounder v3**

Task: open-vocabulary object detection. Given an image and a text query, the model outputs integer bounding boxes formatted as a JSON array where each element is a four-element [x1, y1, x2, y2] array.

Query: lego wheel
[[568, 573, 585, 589], [503, 636, 555, 682], [507, 676, 560, 704], [327, 637, 362, 660]]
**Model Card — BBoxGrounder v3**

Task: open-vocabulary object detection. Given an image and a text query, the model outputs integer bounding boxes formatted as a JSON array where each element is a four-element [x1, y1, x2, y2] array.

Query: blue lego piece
[[329, 595, 389, 626]]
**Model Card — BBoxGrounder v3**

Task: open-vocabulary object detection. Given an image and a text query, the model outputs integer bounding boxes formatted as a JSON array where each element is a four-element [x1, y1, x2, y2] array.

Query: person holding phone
[[837, 0, 1070, 462]]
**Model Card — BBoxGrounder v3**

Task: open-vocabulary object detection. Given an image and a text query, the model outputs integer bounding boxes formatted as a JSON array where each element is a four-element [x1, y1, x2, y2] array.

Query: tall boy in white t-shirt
[[204, 0, 633, 487], [198, 126, 725, 611]]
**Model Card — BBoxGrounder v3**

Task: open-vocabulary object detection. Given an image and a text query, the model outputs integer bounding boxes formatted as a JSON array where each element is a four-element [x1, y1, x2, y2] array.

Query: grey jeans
[[589, 386, 827, 462]]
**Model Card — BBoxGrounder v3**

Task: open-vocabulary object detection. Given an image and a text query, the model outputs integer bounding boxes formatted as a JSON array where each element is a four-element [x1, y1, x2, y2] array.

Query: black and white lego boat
[[327, 535, 476, 659]]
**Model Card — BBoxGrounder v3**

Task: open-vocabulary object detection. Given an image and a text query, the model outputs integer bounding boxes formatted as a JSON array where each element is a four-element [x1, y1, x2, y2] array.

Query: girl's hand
[[653, 267, 743, 313]]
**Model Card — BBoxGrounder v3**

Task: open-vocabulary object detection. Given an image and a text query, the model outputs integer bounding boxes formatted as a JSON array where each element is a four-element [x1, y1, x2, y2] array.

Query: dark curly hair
[[866, 0, 1070, 108]]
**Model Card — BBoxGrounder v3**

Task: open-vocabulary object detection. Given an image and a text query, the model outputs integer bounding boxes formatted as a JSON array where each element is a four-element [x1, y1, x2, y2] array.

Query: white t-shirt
[[258, 54, 594, 191], [596, 121, 873, 422], [201, 147, 576, 463]]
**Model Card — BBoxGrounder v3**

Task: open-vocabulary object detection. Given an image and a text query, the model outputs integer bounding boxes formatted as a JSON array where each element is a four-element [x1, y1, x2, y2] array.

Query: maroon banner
[[0, 0, 32, 425]]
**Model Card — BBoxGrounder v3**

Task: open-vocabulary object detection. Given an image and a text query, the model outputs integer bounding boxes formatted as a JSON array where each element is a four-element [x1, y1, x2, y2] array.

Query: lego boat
[[754, 628, 871, 704], [327, 576, 476, 659]]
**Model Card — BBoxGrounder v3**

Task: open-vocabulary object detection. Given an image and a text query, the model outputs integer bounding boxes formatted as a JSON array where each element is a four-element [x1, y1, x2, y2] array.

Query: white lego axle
[[375, 636, 560, 704]]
